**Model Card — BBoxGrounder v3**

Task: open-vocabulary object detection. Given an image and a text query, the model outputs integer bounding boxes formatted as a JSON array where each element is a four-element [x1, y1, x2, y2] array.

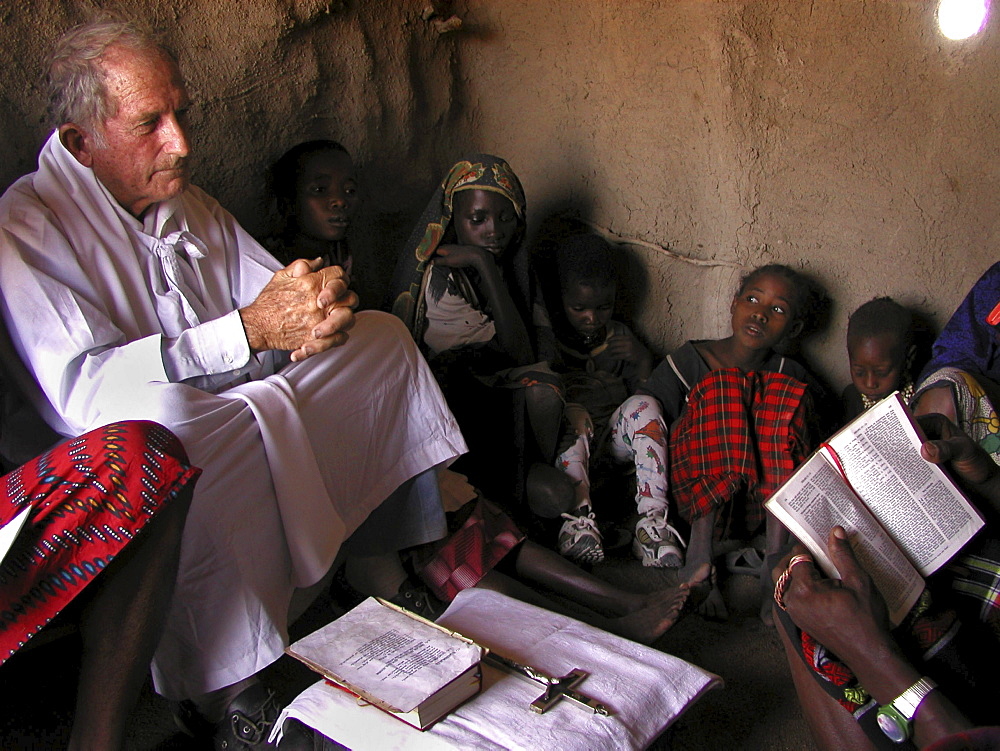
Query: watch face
[[877, 710, 908, 743]]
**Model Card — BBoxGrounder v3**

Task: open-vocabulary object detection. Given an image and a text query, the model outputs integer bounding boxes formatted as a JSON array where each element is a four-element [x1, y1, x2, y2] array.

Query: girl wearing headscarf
[[387, 155, 562, 510]]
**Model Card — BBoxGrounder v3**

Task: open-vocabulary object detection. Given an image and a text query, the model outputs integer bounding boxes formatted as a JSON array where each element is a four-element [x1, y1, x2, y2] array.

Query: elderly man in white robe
[[0, 19, 466, 748]]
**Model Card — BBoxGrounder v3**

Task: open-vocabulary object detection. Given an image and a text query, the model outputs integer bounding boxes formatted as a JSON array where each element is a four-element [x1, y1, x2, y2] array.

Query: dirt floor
[[0, 542, 815, 751]]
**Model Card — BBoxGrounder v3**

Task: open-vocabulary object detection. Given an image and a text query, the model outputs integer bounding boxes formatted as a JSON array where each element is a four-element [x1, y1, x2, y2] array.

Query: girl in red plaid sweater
[[638, 264, 818, 621]]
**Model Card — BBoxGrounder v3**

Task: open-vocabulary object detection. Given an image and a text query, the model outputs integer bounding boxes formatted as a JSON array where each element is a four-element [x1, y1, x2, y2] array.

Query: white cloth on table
[[272, 588, 722, 750], [0, 132, 466, 698]]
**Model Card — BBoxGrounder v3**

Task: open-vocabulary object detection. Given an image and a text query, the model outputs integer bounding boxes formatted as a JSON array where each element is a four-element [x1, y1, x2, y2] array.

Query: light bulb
[[938, 0, 989, 40]]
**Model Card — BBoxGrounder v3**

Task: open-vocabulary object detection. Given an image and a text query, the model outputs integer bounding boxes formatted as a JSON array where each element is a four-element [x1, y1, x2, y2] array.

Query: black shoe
[[174, 683, 281, 750], [388, 579, 446, 620], [216, 683, 281, 750]]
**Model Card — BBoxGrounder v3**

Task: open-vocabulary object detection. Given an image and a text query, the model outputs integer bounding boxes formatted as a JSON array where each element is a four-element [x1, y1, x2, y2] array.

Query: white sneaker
[[633, 511, 686, 568], [558, 511, 605, 564]]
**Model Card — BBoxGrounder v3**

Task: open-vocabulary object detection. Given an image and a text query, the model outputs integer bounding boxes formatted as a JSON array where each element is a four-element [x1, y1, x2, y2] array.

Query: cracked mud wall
[[454, 1, 1000, 389], [2, 1, 999, 391]]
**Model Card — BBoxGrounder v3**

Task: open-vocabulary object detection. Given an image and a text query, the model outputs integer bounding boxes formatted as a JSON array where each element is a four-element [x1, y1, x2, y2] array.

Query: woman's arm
[[434, 245, 533, 364], [776, 529, 972, 748]]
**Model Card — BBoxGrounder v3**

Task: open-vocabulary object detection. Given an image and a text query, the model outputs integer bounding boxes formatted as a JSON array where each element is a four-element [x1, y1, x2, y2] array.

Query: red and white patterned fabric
[[0, 421, 199, 664]]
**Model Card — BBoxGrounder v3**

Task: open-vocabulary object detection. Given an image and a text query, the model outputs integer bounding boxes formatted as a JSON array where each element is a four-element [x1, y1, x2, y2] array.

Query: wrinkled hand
[[239, 258, 358, 361], [432, 244, 489, 270], [772, 527, 891, 665]]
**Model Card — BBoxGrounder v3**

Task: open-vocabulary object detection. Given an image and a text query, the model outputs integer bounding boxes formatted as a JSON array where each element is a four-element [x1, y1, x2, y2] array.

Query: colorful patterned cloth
[[949, 536, 1000, 643], [919, 261, 1000, 386], [669, 369, 811, 537], [0, 421, 199, 664], [915, 367, 1000, 464], [915, 261, 1000, 464], [416, 497, 526, 603], [642, 340, 811, 426]]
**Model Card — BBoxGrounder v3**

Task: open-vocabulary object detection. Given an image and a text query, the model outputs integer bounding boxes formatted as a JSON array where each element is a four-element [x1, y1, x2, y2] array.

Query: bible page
[[765, 453, 923, 625], [825, 393, 983, 576]]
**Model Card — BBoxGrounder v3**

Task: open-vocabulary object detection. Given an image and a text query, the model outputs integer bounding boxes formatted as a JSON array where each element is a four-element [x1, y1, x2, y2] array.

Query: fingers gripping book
[[765, 393, 984, 625]]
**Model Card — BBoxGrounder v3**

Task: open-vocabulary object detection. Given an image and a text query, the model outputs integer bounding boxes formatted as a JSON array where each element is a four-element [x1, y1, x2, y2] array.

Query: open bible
[[286, 597, 484, 730], [765, 393, 984, 625]]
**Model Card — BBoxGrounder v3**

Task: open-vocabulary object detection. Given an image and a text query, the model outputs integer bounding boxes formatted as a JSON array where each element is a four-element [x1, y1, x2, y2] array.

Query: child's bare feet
[[683, 563, 727, 621], [697, 586, 729, 621], [608, 564, 711, 644], [609, 586, 688, 644]]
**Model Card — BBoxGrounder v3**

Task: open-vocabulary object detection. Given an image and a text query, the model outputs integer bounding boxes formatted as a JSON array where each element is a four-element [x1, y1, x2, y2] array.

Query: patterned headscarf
[[386, 155, 526, 337]]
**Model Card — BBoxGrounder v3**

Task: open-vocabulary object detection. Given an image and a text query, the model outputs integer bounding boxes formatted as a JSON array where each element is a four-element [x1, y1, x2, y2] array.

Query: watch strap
[[890, 676, 937, 719]]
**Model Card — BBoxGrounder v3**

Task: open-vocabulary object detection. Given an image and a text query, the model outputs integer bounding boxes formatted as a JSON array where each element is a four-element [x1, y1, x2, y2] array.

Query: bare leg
[[476, 568, 692, 645], [525, 382, 564, 463], [760, 512, 789, 625], [506, 541, 711, 644], [775, 606, 876, 751], [344, 552, 408, 598], [679, 512, 727, 620], [513, 540, 647, 614], [525, 463, 576, 519], [68, 483, 193, 751]]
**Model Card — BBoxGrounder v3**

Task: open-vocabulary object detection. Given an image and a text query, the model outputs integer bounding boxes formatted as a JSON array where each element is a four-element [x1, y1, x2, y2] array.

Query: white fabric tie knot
[[155, 229, 208, 262], [151, 230, 210, 327]]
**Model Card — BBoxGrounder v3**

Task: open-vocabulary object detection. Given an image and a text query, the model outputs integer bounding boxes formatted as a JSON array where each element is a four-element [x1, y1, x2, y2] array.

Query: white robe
[[0, 132, 466, 698]]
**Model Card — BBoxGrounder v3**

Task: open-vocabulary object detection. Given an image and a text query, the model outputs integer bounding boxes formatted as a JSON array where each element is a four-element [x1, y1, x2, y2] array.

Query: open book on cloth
[[765, 392, 984, 625], [273, 588, 721, 749]]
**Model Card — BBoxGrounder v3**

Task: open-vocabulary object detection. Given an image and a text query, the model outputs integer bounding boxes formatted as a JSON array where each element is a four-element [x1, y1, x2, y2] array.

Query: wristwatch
[[876, 676, 938, 743]]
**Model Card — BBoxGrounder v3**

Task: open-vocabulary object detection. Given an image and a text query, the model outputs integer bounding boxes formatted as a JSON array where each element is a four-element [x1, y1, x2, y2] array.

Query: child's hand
[[432, 244, 489, 270], [606, 333, 653, 377], [565, 403, 594, 439]]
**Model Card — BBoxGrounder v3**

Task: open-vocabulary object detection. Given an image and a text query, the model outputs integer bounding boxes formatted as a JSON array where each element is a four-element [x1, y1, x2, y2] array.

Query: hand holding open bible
[[765, 393, 984, 625]]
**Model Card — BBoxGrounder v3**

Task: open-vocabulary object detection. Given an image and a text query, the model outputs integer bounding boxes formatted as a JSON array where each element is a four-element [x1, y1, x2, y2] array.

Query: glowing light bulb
[[938, 0, 989, 39]]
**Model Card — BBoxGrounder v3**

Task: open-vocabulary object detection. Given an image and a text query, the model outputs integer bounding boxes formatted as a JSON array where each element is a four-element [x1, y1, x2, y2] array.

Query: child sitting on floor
[[638, 264, 818, 620], [842, 297, 917, 422], [385, 155, 563, 507], [264, 139, 359, 274], [535, 234, 661, 565]]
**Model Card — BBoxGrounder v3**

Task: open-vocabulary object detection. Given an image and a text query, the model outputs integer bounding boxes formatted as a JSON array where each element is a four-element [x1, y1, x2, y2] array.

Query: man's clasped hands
[[239, 258, 359, 362]]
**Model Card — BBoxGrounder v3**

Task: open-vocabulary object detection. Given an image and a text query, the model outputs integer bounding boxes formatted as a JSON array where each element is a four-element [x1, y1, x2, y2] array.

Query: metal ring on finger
[[773, 554, 814, 611]]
